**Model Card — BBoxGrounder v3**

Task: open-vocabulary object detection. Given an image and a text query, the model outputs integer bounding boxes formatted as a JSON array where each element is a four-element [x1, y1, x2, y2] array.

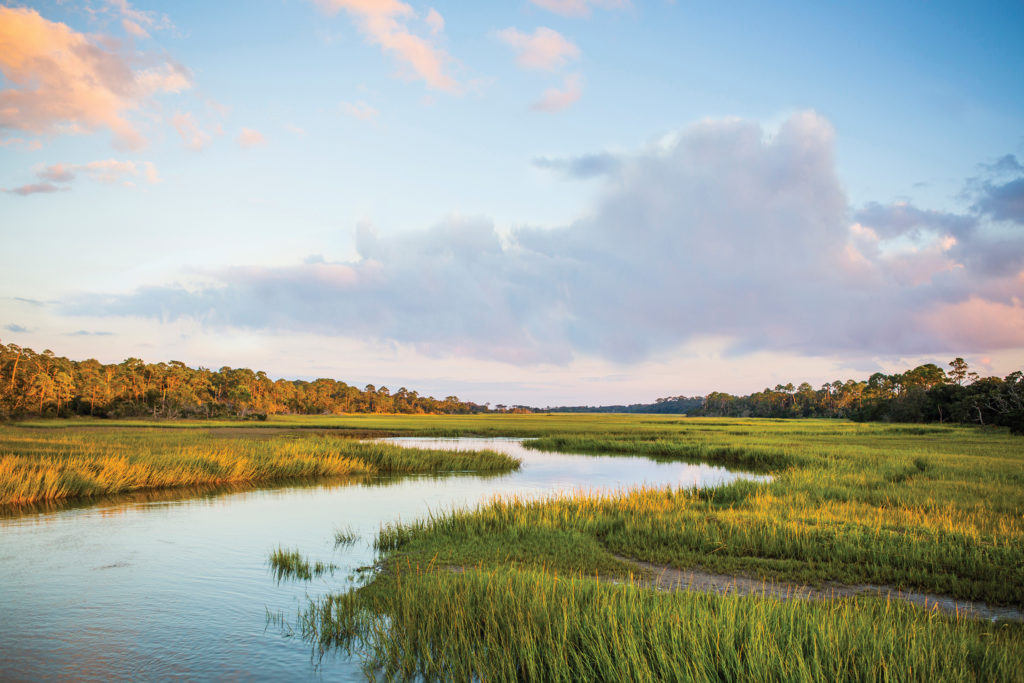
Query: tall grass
[[0, 427, 520, 506], [282, 416, 1024, 679], [307, 565, 1024, 682]]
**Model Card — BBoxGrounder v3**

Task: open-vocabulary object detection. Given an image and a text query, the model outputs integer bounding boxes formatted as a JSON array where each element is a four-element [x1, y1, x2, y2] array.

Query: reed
[[0, 427, 520, 505], [308, 565, 1024, 682]]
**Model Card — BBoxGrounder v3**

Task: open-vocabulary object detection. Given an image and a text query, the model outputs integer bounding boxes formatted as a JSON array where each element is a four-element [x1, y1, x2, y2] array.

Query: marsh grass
[[334, 526, 359, 548], [285, 416, 1024, 679], [308, 565, 1024, 682], [0, 427, 520, 505], [269, 546, 337, 581]]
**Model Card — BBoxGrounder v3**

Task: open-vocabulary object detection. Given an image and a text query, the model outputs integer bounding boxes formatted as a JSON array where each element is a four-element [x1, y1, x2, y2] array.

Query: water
[[0, 438, 764, 681]]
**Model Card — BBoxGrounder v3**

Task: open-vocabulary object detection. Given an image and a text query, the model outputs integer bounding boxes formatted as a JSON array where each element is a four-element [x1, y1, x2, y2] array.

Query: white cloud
[[65, 113, 1024, 366]]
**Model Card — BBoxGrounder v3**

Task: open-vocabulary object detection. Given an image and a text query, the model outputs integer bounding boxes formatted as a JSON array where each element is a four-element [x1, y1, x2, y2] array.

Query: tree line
[[693, 358, 1024, 433], [0, 342, 487, 420]]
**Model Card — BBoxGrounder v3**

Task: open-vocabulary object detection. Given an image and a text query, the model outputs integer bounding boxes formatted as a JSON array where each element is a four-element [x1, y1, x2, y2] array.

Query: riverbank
[[0, 426, 519, 506]]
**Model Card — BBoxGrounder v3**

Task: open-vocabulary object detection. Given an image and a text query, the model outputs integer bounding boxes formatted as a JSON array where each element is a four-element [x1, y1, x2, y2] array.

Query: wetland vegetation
[[0, 425, 519, 506], [279, 416, 1024, 680], [3, 412, 1022, 679]]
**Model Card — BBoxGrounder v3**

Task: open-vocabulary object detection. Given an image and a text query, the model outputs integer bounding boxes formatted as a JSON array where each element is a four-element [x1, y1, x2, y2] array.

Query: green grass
[[334, 526, 359, 548], [282, 416, 1024, 680], [306, 565, 1024, 682], [0, 426, 520, 505], [268, 546, 337, 581]]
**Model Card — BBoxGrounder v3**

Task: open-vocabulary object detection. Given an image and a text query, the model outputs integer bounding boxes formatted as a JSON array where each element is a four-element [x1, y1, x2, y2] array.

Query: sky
[[1, 0, 1023, 406]]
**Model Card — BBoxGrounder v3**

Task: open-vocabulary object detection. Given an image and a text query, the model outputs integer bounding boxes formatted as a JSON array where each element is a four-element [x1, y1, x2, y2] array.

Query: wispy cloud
[[314, 0, 457, 92], [236, 128, 266, 148], [171, 112, 213, 151], [340, 101, 380, 121], [4, 324, 30, 333], [5, 159, 160, 196], [528, 0, 631, 18], [0, 6, 190, 149], [533, 151, 622, 179], [496, 27, 580, 71], [4, 182, 68, 196], [533, 73, 583, 112]]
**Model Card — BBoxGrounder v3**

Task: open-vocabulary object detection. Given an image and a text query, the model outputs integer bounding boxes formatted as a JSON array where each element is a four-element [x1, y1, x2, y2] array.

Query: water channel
[[0, 437, 765, 681]]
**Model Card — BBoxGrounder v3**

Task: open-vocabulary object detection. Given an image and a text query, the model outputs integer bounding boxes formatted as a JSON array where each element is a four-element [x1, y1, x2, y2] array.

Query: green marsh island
[[2, 414, 1021, 681]]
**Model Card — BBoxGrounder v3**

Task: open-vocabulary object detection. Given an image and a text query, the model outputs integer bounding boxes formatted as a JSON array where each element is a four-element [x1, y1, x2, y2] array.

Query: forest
[[693, 359, 1024, 433], [0, 342, 487, 420]]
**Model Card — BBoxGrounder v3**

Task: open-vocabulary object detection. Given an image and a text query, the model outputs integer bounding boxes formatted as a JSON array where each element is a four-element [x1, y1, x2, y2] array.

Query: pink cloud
[[533, 73, 583, 112], [7, 159, 161, 195], [314, 0, 457, 91], [424, 8, 444, 35], [4, 182, 67, 196], [920, 297, 1024, 350], [496, 27, 580, 71], [122, 19, 150, 38], [171, 112, 212, 151], [340, 101, 380, 120], [236, 128, 266, 148], [528, 0, 630, 18], [0, 6, 190, 149]]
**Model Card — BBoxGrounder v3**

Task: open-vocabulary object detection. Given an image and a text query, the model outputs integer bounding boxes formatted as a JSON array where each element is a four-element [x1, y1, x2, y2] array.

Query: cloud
[[314, 0, 457, 92], [528, 0, 631, 18], [5, 159, 160, 195], [105, 0, 173, 35], [533, 73, 583, 112], [65, 112, 1024, 365], [171, 112, 212, 151], [66, 330, 114, 337], [533, 151, 622, 179], [4, 324, 30, 333], [973, 177, 1024, 224], [496, 27, 580, 71], [0, 6, 190, 149], [340, 101, 380, 120], [4, 182, 68, 196], [424, 8, 444, 35], [0, 136, 42, 151], [236, 128, 266, 148]]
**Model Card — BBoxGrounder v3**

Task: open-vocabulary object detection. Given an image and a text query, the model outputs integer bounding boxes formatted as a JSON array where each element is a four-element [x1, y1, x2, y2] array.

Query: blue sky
[[2, 0, 1023, 405]]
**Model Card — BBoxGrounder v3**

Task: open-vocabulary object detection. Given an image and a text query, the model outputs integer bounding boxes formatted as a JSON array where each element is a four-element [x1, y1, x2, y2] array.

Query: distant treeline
[[693, 359, 1024, 433], [0, 343, 487, 420], [538, 396, 705, 414]]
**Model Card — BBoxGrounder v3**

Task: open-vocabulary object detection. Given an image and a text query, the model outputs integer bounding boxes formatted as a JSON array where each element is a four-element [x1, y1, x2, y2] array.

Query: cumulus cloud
[[66, 112, 1024, 364], [497, 27, 580, 71], [314, 0, 457, 92], [236, 128, 266, 148], [0, 6, 190, 149], [533, 151, 622, 179], [5, 159, 160, 195], [528, 0, 631, 17], [533, 73, 583, 112], [340, 101, 380, 120]]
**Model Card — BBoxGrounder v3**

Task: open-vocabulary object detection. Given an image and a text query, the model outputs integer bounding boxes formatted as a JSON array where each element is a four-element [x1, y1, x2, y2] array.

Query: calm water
[[0, 438, 765, 681]]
